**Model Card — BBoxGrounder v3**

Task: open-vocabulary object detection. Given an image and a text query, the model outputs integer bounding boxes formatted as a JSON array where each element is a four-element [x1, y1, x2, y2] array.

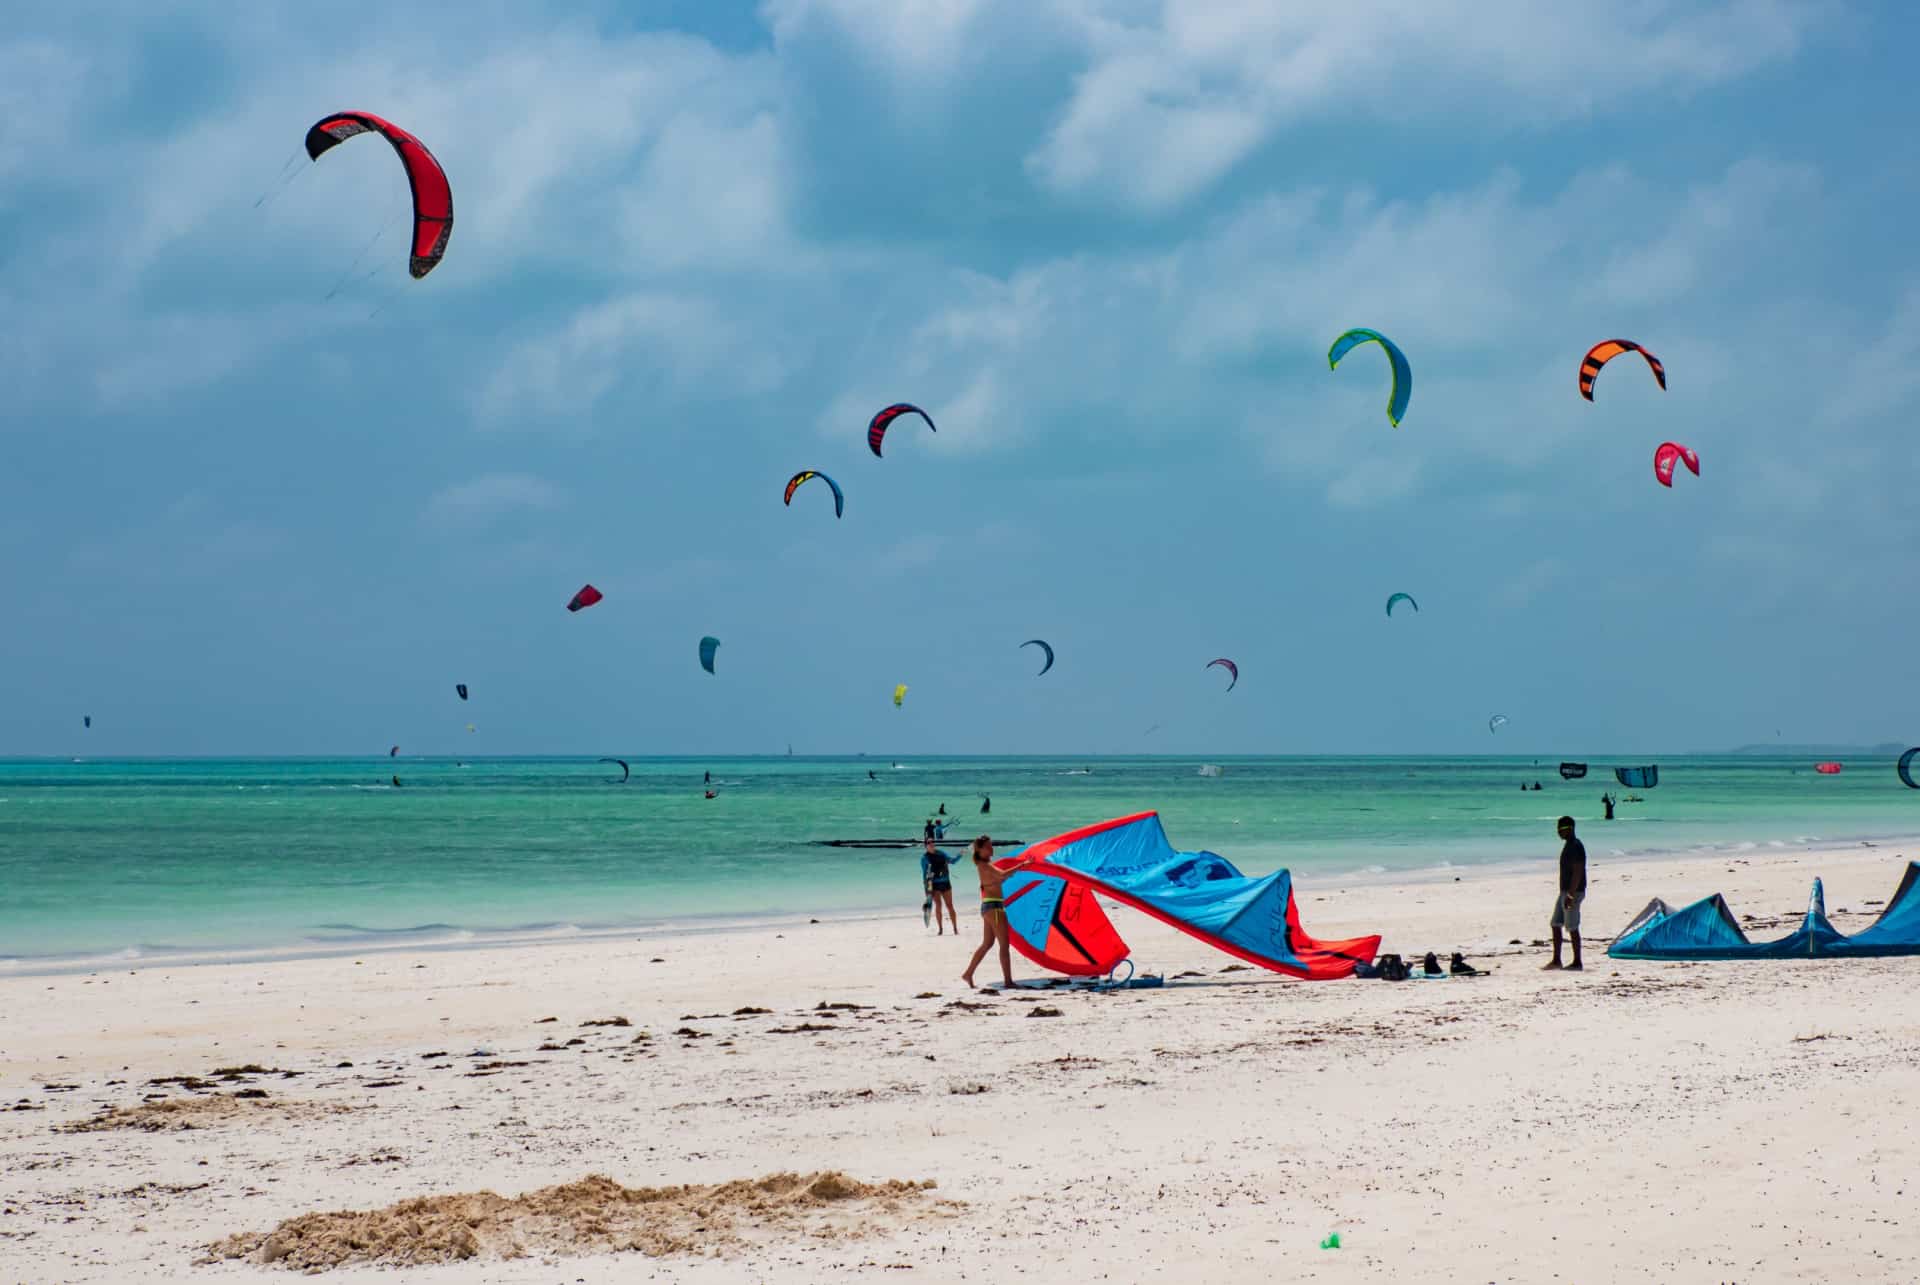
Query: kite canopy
[[455, 683, 468, 701], [1328, 328, 1412, 426], [1207, 658, 1239, 691], [893, 683, 908, 708], [783, 470, 844, 518], [1899, 748, 1920, 789], [567, 584, 603, 613], [389, 745, 399, 757], [598, 757, 630, 783], [1614, 764, 1659, 788], [1815, 761, 1843, 775], [1385, 592, 1418, 617], [1654, 442, 1700, 488], [1609, 867, 1920, 960], [1021, 639, 1055, 675], [1488, 714, 1509, 734], [997, 811, 1380, 979], [304, 111, 453, 279], [699, 636, 721, 675], [1560, 762, 1588, 780], [82, 715, 90, 729], [1578, 339, 1666, 401], [867, 403, 936, 457]]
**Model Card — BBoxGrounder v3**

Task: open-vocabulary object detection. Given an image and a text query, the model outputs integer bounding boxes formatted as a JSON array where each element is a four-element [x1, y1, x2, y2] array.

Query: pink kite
[[1654, 442, 1700, 488]]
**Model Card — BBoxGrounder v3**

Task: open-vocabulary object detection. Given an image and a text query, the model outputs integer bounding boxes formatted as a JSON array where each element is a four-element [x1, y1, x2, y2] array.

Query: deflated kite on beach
[[995, 811, 1381, 980], [1609, 866, 1920, 960]]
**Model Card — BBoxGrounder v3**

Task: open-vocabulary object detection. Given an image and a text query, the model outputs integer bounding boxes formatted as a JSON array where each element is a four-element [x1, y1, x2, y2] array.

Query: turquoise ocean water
[[4, 755, 1916, 969]]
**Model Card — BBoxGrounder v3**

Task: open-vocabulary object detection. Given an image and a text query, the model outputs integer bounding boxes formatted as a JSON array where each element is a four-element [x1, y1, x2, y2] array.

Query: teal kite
[[1329, 328, 1412, 427], [699, 636, 720, 675], [1385, 592, 1418, 617]]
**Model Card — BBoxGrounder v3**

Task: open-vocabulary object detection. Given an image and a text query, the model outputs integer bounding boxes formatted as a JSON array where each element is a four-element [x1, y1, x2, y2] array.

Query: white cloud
[[1027, 0, 1821, 211], [0, 37, 104, 189], [423, 474, 565, 528], [477, 292, 795, 426]]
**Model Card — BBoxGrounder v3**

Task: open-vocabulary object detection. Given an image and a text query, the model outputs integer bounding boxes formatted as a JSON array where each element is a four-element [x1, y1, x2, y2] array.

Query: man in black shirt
[[1546, 815, 1587, 971]]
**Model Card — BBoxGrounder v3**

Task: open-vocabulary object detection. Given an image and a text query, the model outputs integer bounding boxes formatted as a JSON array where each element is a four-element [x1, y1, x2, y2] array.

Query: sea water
[[2, 755, 1914, 968]]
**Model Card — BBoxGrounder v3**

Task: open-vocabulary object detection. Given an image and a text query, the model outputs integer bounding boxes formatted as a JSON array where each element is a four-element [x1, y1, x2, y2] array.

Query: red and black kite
[[867, 403, 936, 457], [304, 111, 453, 279]]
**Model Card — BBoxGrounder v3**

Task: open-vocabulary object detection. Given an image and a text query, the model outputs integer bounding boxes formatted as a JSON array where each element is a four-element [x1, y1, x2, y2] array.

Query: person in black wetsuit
[[980, 794, 991, 815], [921, 839, 957, 935], [1602, 792, 1616, 821], [1544, 816, 1587, 971]]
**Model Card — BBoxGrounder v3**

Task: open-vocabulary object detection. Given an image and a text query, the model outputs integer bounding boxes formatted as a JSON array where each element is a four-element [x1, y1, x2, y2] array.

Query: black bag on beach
[[1374, 953, 1409, 981]]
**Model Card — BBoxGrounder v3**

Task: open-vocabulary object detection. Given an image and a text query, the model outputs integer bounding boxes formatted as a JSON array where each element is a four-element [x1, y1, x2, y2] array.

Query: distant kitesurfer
[[924, 819, 936, 842], [980, 794, 991, 815], [391, 775, 401, 788], [704, 789, 717, 800], [1544, 816, 1587, 972], [961, 836, 1014, 990], [869, 770, 878, 781], [1602, 792, 1616, 821], [937, 803, 946, 815], [922, 839, 957, 935], [704, 771, 711, 784]]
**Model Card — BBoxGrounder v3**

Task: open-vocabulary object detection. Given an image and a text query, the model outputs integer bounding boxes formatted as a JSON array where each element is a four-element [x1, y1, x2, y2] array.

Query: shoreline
[[8, 824, 1916, 978]]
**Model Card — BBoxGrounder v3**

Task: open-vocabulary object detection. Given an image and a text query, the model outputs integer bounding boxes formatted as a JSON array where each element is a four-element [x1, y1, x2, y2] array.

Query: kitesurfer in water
[[921, 838, 957, 935], [1544, 817, 1587, 972], [980, 794, 991, 815], [391, 775, 401, 788], [924, 818, 937, 842], [961, 836, 1015, 990], [704, 771, 710, 785], [1602, 792, 1616, 821], [704, 789, 717, 800]]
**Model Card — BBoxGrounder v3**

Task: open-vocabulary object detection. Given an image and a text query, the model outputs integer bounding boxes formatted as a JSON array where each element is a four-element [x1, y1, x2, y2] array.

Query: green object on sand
[[1320, 1233, 1341, 1250]]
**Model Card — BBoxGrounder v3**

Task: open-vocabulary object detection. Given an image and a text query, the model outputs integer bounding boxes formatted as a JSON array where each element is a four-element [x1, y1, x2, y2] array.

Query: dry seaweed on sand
[[205, 1171, 946, 1269]]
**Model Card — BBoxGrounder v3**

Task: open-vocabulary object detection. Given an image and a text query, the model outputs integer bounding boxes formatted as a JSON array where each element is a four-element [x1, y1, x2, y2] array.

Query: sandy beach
[[5, 838, 1919, 1284]]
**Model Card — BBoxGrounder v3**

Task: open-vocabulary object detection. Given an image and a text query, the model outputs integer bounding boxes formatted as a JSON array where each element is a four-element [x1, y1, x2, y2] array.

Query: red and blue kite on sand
[[995, 812, 1379, 979]]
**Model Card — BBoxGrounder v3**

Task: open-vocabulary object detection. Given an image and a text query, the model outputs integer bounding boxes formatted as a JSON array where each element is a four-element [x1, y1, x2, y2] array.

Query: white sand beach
[[5, 839, 1919, 1283]]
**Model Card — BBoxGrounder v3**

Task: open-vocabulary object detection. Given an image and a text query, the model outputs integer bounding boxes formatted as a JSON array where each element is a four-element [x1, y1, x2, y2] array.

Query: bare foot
[[960, 972, 975, 988], [1542, 960, 1563, 970], [1565, 961, 1583, 971]]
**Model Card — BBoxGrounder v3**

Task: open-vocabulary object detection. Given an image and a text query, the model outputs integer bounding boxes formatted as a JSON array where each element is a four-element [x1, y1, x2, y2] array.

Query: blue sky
[[3, 0, 1916, 757]]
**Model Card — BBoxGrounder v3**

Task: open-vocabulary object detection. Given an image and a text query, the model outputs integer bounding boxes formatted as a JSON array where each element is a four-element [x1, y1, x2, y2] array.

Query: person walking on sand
[[1545, 815, 1587, 971], [961, 836, 1015, 990], [921, 838, 958, 935]]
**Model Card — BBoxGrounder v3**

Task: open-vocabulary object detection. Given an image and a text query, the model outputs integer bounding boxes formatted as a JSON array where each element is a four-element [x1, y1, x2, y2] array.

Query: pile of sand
[[206, 1171, 942, 1269], [60, 1095, 348, 1133]]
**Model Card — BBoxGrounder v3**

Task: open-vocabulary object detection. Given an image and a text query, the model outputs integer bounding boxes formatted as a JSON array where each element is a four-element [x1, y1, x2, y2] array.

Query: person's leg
[[1566, 898, 1583, 970], [992, 912, 1014, 987], [962, 911, 994, 987], [1545, 895, 1565, 969], [938, 890, 958, 933]]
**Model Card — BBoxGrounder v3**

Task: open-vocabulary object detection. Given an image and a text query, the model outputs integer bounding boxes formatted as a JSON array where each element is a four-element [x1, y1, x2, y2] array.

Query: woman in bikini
[[961, 835, 1015, 990]]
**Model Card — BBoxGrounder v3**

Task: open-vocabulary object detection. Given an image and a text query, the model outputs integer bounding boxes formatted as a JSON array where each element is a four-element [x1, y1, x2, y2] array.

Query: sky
[[3, 0, 1917, 758]]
